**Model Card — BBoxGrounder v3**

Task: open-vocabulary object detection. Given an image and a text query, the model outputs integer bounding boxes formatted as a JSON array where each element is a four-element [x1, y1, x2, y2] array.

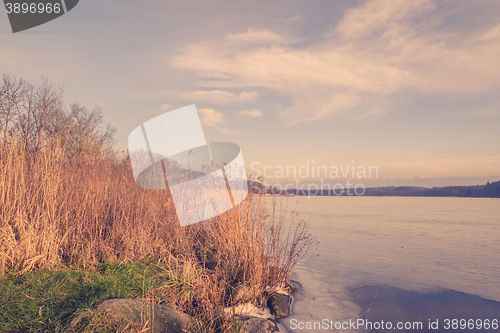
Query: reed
[[0, 133, 312, 332]]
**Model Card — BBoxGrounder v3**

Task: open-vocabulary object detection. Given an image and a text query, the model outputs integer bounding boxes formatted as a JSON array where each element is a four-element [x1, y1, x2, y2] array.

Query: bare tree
[[0, 75, 27, 142], [66, 103, 116, 158], [0, 75, 116, 158]]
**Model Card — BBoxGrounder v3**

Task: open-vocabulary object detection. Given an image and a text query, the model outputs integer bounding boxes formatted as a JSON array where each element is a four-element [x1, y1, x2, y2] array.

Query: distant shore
[[250, 180, 500, 198]]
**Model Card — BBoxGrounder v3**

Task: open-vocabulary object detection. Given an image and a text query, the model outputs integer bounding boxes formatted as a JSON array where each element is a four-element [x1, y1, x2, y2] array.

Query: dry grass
[[0, 135, 312, 332]]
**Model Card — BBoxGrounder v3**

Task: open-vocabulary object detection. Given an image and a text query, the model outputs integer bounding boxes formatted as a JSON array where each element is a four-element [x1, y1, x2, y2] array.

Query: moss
[[0, 262, 169, 332], [201, 250, 215, 262]]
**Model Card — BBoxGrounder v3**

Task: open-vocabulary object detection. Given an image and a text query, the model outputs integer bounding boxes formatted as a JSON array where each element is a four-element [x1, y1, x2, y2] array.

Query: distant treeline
[[249, 180, 500, 198]]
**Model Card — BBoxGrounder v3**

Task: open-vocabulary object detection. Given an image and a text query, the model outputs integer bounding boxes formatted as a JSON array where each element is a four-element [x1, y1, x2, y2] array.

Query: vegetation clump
[[0, 75, 312, 332]]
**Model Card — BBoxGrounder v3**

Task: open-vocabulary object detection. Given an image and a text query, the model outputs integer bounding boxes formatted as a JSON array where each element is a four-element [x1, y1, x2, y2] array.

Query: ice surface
[[267, 197, 500, 332]]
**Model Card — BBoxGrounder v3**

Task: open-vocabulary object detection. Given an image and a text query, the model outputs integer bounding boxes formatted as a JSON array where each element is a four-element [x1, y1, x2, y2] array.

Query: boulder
[[96, 298, 193, 333], [267, 294, 291, 319], [234, 284, 254, 303], [224, 302, 273, 319], [238, 317, 281, 333]]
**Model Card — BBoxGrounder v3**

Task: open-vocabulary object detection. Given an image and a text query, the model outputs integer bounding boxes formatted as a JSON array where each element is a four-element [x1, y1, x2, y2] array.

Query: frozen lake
[[269, 196, 500, 332]]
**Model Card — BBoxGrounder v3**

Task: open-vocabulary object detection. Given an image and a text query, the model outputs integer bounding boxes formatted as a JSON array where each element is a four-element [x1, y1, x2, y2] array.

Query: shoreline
[[0, 261, 296, 332]]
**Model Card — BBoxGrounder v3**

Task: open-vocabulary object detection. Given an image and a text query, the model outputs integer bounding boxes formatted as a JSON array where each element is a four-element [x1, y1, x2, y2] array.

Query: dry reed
[[0, 134, 312, 331]]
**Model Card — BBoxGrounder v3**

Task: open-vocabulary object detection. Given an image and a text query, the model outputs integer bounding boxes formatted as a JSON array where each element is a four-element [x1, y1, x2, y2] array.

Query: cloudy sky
[[2, 0, 499, 187]]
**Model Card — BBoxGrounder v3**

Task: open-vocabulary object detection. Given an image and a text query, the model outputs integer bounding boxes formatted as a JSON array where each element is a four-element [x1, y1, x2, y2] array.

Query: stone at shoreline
[[225, 302, 288, 332], [267, 293, 291, 319], [238, 317, 281, 333], [224, 302, 273, 319], [234, 284, 257, 303], [224, 283, 295, 331], [96, 298, 193, 333]]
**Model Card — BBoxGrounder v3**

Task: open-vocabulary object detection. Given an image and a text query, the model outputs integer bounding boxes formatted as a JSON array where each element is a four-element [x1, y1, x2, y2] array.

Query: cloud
[[334, 0, 435, 40], [198, 108, 237, 134], [155, 104, 175, 115], [480, 23, 500, 41], [225, 28, 296, 44], [198, 108, 224, 127], [171, 0, 500, 123], [278, 15, 301, 25], [239, 109, 263, 117], [322, 152, 500, 179], [174, 90, 258, 104]]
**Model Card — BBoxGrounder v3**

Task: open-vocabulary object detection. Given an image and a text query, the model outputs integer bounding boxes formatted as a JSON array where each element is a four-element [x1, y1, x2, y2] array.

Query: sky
[[1, 0, 499, 188]]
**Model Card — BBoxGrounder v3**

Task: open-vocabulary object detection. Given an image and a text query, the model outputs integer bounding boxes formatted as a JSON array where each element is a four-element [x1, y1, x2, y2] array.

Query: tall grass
[[0, 135, 311, 331]]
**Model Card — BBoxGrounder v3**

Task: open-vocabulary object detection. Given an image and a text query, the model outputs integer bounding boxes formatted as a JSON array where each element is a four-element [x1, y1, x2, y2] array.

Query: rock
[[234, 284, 254, 303], [267, 294, 291, 319], [224, 302, 273, 319], [238, 317, 280, 333], [96, 298, 193, 333], [225, 301, 289, 332]]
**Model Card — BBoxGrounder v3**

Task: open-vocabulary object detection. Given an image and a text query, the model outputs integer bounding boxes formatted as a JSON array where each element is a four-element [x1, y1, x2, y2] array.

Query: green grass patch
[[0, 261, 169, 332]]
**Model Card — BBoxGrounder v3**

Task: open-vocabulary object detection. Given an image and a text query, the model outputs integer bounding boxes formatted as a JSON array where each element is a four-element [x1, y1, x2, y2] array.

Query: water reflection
[[350, 286, 500, 333]]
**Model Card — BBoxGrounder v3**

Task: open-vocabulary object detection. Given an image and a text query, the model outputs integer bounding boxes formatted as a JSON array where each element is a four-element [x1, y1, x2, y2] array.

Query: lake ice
[[267, 197, 500, 332]]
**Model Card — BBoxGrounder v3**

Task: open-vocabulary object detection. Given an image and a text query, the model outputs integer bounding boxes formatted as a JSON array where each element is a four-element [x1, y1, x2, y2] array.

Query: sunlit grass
[[0, 261, 166, 332], [0, 136, 312, 332]]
